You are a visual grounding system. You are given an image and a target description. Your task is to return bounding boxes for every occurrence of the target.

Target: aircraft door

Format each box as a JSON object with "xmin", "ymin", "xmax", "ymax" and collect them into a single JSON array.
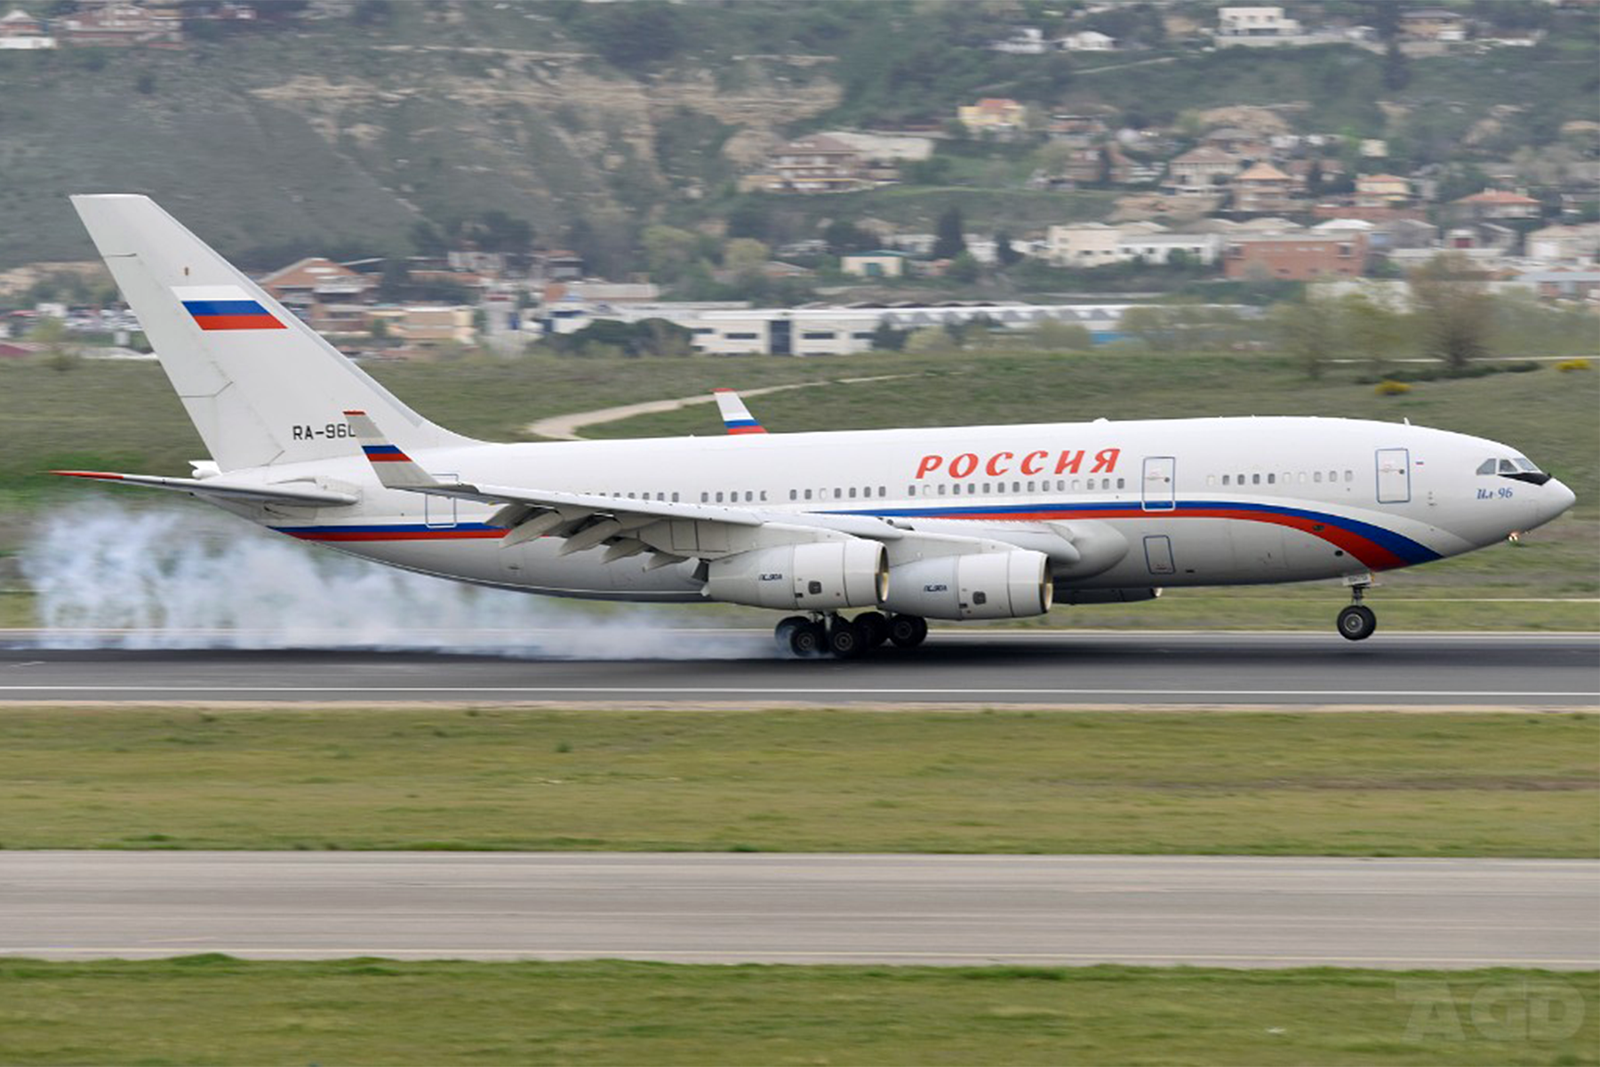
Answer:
[
  {"xmin": 1143, "ymin": 534, "xmax": 1176, "ymax": 575},
  {"xmin": 1141, "ymin": 456, "xmax": 1176, "ymax": 511},
  {"xmin": 1375, "ymin": 448, "xmax": 1411, "ymax": 504}
]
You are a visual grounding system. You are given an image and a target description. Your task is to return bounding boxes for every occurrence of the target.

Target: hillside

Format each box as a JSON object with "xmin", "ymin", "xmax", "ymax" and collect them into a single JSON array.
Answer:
[{"xmin": 0, "ymin": 0, "xmax": 1595, "ymax": 272}]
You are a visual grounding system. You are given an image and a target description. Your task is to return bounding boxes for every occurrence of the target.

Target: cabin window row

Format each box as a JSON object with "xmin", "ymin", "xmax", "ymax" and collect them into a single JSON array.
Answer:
[{"xmin": 1205, "ymin": 470, "xmax": 1354, "ymax": 487}]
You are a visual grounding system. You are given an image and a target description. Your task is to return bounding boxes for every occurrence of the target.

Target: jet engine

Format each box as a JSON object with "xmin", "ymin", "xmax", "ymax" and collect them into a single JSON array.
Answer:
[
  {"xmin": 703, "ymin": 539, "xmax": 888, "ymax": 610},
  {"xmin": 884, "ymin": 549, "xmax": 1052, "ymax": 620}
]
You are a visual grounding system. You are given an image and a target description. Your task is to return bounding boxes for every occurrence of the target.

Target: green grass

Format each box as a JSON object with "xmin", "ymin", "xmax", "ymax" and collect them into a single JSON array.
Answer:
[
  {"xmin": 0, "ymin": 957, "xmax": 1593, "ymax": 1066},
  {"xmin": 0, "ymin": 708, "xmax": 1593, "ymax": 856}
]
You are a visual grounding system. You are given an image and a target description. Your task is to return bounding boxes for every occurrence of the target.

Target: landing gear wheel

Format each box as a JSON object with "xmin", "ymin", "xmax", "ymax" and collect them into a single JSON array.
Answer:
[
  {"xmin": 774, "ymin": 615, "xmax": 809, "ymax": 657},
  {"xmin": 888, "ymin": 614, "xmax": 929, "ymax": 649},
  {"xmin": 827, "ymin": 617, "xmax": 866, "ymax": 659},
  {"xmin": 1337, "ymin": 604, "xmax": 1377, "ymax": 641},
  {"xmin": 855, "ymin": 611, "xmax": 890, "ymax": 649},
  {"xmin": 787, "ymin": 620, "xmax": 827, "ymax": 658}
]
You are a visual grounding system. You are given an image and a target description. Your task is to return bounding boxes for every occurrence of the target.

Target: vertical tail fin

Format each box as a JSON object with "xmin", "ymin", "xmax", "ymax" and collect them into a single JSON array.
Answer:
[
  {"xmin": 713, "ymin": 388, "xmax": 767, "ymax": 435},
  {"xmin": 70, "ymin": 194, "xmax": 473, "ymax": 471}
]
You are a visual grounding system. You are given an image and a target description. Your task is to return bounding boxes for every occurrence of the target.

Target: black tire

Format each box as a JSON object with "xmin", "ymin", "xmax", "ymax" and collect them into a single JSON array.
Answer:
[
  {"xmin": 788, "ymin": 621, "xmax": 826, "ymax": 658},
  {"xmin": 888, "ymin": 614, "xmax": 929, "ymax": 649},
  {"xmin": 774, "ymin": 616, "xmax": 808, "ymax": 657},
  {"xmin": 827, "ymin": 618, "xmax": 864, "ymax": 659},
  {"xmin": 855, "ymin": 611, "xmax": 890, "ymax": 649},
  {"xmin": 1337, "ymin": 604, "xmax": 1377, "ymax": 641}
]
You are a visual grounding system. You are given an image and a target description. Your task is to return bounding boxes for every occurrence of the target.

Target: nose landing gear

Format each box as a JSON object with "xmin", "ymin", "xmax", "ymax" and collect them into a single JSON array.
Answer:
[{"xmin": 1336, "ymin": 582, "xmax": 1377, "ymax": 641}]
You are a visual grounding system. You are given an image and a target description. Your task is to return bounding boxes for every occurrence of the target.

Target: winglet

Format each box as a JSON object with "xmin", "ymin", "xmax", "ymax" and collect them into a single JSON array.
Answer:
[
  {"xmin": 345, "ymin": 409, "xmax": 439, "ymax": 488},
  {"xmin": 713, "ymin": 388, "xmax": 767, "ymax": 435}
]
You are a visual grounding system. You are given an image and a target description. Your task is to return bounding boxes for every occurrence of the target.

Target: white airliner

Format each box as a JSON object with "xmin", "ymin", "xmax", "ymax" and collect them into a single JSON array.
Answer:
[{"xmin": 59, "ymin": 194, "xmax": 1576, "ymax": 657}]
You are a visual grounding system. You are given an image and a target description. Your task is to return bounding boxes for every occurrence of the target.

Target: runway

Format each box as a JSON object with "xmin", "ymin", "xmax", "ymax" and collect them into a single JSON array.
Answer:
[
  {"xmin": 0, "ymin": 631, "xmax": 1595, "ymax": 707},
  {"xmin": 1, "ymin": 852, "xmax": 1594, "ymax": 969}
]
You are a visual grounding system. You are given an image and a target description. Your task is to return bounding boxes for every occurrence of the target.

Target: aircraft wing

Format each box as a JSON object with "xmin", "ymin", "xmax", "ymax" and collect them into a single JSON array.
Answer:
[
  {"xmin": 50, "ymin": 469, "xmax": 358, "ymax": 507},
  {"xmin": 345, "ymin": 410, "xmax": 896, "ymax": 564}
]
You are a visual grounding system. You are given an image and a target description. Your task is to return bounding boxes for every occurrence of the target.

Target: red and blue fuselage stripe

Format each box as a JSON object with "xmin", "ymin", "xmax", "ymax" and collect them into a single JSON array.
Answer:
[
  {"xmin": 835, "ymin": 499, "xmax": 1440, "ymax": 571},
  {"xmin": 182, "ymin": 299, "xmax": 285, "ymax": 331}
]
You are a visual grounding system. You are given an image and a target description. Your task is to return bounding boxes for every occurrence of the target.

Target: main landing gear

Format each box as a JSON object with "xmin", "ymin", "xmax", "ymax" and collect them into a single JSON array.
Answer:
[
  {"xmin": 1336, "ymin": 582, "xmax": 1377, "ymax": 641},
  {"xmin": 775, "ymin": 611, "xmax": 926, "ymax": 659}
]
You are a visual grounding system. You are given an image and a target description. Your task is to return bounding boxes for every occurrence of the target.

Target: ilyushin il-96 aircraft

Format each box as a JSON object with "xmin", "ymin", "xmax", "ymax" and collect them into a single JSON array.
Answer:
[{"xmin": 59, "ymin": 195, "xmax": 1575, "ymax": 658}]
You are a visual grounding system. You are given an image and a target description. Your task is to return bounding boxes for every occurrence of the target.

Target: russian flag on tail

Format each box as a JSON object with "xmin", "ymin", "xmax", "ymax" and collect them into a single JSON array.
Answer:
[{"xmin": 174, "ymin": 285, "xmax": 285, "ymax": 331}]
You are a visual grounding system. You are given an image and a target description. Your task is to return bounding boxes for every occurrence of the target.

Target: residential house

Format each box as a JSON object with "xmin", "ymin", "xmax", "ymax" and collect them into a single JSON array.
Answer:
[
  {"xmin": 958, "ymin": 98, "xmax": 1028, "ymax": 132},
  {"xmin": 1163, "ymin": 146, "xmax": 1241, "ymax": 196},
  {"xmin": 990, "ymin": 26, "xmax": 1047, "ymax": 54},
  {"xmin": 259, "ymin": 257, "xmax": 374, "ymax": 308},
  {"xmin": 1047, "ymin": 223, "xmax": 1125, "ymax": 267},
  {"xmin": 754, "ymin": 135, "xmax": 868, "ymax": 194},
  {"xmin": 1450, "ymin": 189, "xmax": 1542, "ymax": 223},
  {"xmin": 1117, "ymin": 233, "xmax": 1223, "ymax": 266},
  {"xmin": 1056, "ymin": 30, "xmax": 1116, "ymax": 51},
  {"xmin": 1525, "ymin": 223, "xmax": 1600, "ymax": 262},
  {"xmin": 1355, "ymin": 173, "xmax": 1412, "ymax": 208},
  {"xmin": 0, "ymin": 7, "xmax": 54, "ymax": 47},
  {"xmin": 1216, "ymin": 6, "xmax": 1301, "ymax": 36},
  {"xmin": 1513, "ymin": 270, "xmax": 1600, "ymax": 302},
  {"xmin": 530, "ymin": 249, "xmax": 584, "ymax": 281},
  {"xmin": 1230, "ymin": 161, "xmax": 1300, "ymax": 214},
  {"xmin": 1400, "ymin": 8, "xmax": 1468, "ymax": 41},
  {"xmin": 1201, "ymin": 127, "xmax": 1270, "ymax": 159},
  {"xmin": 1223, "ymin": 233, "xmax": 1369, "ymax": 281},
  {"xmin": 841, "ymin": 251, "xmax": 909, "ymax": 279},
  {"xmin": 1045, "ymin": 114, "xmax": 1110, "ymax": 146},
  {"xmin": 58, "ymin": 2, "xmax": 181, "ymax": 45},
  {"xmin": 393, "ymin": 306, "xmax": 476, "ymax": 347}
]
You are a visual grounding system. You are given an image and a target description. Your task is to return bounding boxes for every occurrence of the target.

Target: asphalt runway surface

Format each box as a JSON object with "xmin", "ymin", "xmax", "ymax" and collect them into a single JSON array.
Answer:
[
  {"xmin": 2, "ymin": 852, "xmax": 1594, "ymax": 969},
  {"xmin": 0, "ymin": 631, "xmax": 1595, "ymax": 707}
]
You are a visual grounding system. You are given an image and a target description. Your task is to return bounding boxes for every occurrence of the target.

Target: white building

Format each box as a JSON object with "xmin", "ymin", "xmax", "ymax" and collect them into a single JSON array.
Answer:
[
  {"xmin": 1216, "ymin": 6, "xmax": 1301, "ymax": 36},
  {"xmin": 1056, "ymin": 30, "xmax": 1116, "ymax": 52}
]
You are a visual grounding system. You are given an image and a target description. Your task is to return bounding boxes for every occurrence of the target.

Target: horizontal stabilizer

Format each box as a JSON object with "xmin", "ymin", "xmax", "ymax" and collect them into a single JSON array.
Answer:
[{"xmin": 51, "ymin": 470, "xmax": 357, "ymax": 507}]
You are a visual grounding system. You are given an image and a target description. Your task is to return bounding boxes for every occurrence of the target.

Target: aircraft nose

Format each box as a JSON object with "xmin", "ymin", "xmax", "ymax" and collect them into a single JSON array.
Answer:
[{"xmin": 1536, "ymin": 478, "xmax": 1576, "ymax": 527}]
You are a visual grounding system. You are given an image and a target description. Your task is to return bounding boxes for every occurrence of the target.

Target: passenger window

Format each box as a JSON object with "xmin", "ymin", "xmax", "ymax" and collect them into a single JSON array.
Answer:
[
  {"xmin": 701, "ymin": 492, "xmax": 709, "ymax": 503},
  {"xmin": 1267, "ymin": 474, "xmax": 1275, "ymax": 485},
  {"xmin": 760, "ymin": 491, "xmax": 767, "ymax": 502},
  {"xmin": 715, "ymin": 491, "xmax": 724, "ymax": 502},
  {"xmin": 938, "ymin": 484, "xmax": 947, "ymax": 496},
  {"xmin": 672, "ymin": 492, "xmax": 680, "ymax": 502},
  {"xmin": 982, "ymin": 482, "xmax": 990, "ymax": 494},
  {"xmin": 833, "ymin": 488, "xmax": 842, "ymax": 499},
  {"xmin": 1028, "ymin": 480, "xmax": 1036, "ymax": 492},
  {"xmin": 804, "ymin": 489, "xmax": 813, "ymax": 500},
  {"xmin": 1071, "ymin": 479, "xmax": 1081, "ymax": 491},
  {"xmin": 1222, "ymin": 474, "xmax": 1230, "ymax": 486},
  {"xmin": 879, "ymin": 487, "xmax": 886, "ymax": 497},
  {"xmin": 1345, "ymin": 471, "xmax": 1353, "ymax": 482},
  {"xmin": 1298, "ymin": 472, "xmax": 1306, "ymax": 483},
  {"xmin": 968, "ymin": 483, "xmax": 977, "ymax": 495},
  {"xmin": 849, "ymin": 487, "xmax": 858, "ymax": 499},
  {"xmin": 1328, "ymin": 470, "xmax": 1336, "ymax": 482},
  {"xmin": 1252, "ymin": 474, "xmax": 1261, "ymax": 485},
  {"xmin": 790, "ymin": 489, "xmax": 797, "ymax": 501},
  {"xmin": 1314, "ymin": 471, "xmax": 1322, "ymax": 483},
  {"xmin": 1116, "ymin": 477, "xmax": 1125, "ymax": 490}
]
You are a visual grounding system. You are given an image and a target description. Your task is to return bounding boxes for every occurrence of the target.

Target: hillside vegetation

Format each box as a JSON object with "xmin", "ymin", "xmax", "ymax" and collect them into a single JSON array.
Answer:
[{"xmin": 1, "ymin": 0, "xmax": 1595, "ymax": 271}]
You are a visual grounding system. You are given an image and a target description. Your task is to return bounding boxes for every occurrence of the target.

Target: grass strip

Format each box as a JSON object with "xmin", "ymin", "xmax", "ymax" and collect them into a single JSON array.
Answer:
[
  {"xmin": 0, "ymin": 708, "xmax": 1593, "ymax": 856},
  {"xmin": 0, "ymin": 957, "xmax": 1594, "ymax": 1066}
]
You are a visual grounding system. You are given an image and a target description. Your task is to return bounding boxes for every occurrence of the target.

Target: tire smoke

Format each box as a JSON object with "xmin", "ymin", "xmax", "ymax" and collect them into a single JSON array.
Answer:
[{"xmin": 21, "ymin": 501, "xmax": 763, "ymax": 659}]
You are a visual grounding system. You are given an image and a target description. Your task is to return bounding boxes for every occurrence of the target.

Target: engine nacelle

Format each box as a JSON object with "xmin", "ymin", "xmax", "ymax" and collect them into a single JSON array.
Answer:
[
  {"xmin": 884, "ymin": 550, "xmax": 1053, "ymax": 621},
  {"xmin": 703, "ymin": 539, "xmax": 888, "ymax": 611}
]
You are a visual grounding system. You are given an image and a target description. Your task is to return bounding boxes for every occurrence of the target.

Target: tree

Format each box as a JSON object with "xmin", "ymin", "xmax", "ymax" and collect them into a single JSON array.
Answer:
[
  {"xmin": 946, "ymin": 251, "xmax": 981, "ymax": 284},
  {"xmin": 409, "ymin": 220, "xmax": 448, "ymax": 259},
  {"xmin": 378, "ymin": 258, "xmax": 410, "ymax": 301},
  {"xmin": 1381, "ymin": 41, "xmax": 1411, "ymax": 91},
  {"xmin": 994, "ymin": 231, "xmax": 1023, "ymax": 268},
  {"xmin": 823, "ymin": 219, "xmax": 873, "ymax": 255},
  {"xmin": 1335, "ymin": 291, "xmax": 1409, "ymax": 379},
  {"xmin": 869, "ymin": 321, "xmax": 909, "ymax": 351},
  {"xmin": 640, "ymin": 225, "xmax": 701, "ymax": 283},
  {"xmin": 723, "ymin": 238, "xmax": 770, "ymax": 281},
  {"xmin": 1409, "ymin": 254, "xmax": 1493, "ymax": 371},
  {"xmin": 1269, "ymin": 296, "xmax": 1338, "ymax": 380},
  {"xmin": 932, "ymin": 207, "xmax": 966, "ymax": 260},
  {"xmin": 1030, "ymin": 319, "xmax": 1093, "ymax": 352}
]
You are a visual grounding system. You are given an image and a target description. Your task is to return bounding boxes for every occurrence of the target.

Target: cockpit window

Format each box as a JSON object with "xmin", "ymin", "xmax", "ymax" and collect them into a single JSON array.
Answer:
[
  {"xmin": 1476, "ymin": 459, "xmax": 1497, "ymax": 475},
  {"xmin": 1497, "ymin": 455, "xmax": 1552, "ymax": 486},
  {"xmin": 1499, "ymin": 459, "xmax": 1520, "ymax": 474},
  {"xmin": 1515, "ymin": 458, "xmax": 1541, "ymax": 473}
]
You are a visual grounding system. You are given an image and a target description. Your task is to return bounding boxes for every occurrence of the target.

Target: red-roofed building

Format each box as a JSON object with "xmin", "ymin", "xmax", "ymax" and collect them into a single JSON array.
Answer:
[
  {"xmin": 1451, "ymin": 189, "xmax": 1542, "ymax": 223},
  {"xmin": 1231, "ymin": 161, "xmax": 1299, "ymax": 214},
  {"xmin": 1223, "ymin": 232, "xmax": 1369, "ymax": 281}
]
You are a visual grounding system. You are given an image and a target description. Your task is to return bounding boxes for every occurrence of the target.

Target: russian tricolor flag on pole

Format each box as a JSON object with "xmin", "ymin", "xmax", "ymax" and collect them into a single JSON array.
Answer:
[{"xmin": 174, "ymin": 285, "xmax": 286, "ymax": 331}]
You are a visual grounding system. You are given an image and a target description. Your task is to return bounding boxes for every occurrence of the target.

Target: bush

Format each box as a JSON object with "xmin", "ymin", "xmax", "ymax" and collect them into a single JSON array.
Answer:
[
  {"xmin": 1556, "ymin": 358, "xmax": 1592, "ymax": 372},
  {"xmin": 1375, "ymin": 379, "xmax": 1412, "ymax": 396}
]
